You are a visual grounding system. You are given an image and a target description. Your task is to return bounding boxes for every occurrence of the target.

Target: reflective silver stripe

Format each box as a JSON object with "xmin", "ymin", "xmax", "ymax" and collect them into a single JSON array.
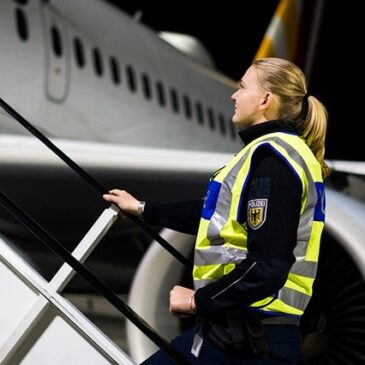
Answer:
[
  {"xmin": 194, "ymin": 246, "xmax": 247, "ymax": 266},
  {"xmin": 211, "ymin": 262, "xmax": 257, "ymax": 299},
  {"xmin": 207, "ymin": 151, "xmax": 250, "ymax": 246},
  {"xmin": 290, "ymin": 255, "xmax": 318, "ymax": 278},
  {"xmin": 266, "ymin": 137, "xmax": 318, "ymax": 243},
  {"xmin": 278, "ymin": 287, "xmax": 311, "ymax": 311},
  {"xmin": 194, "ymin": 134, "xmax": 323, "ymax": 306},
  {"xmin": 267, "ymin": 137, "xmax": 319, "ymax": 271},
  {"xmin": 265, "ymin": 137, "xmax": 320, "ymax": 309},
  {"xmin": 297, "ymin": 208, "xmax": 314, "ymax": 243}
]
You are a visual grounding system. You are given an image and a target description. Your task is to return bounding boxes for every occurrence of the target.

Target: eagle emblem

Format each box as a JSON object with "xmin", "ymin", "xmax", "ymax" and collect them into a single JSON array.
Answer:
[{"xmin": 248, "ymin": 199, "xmax": 268, "ymax": 229}]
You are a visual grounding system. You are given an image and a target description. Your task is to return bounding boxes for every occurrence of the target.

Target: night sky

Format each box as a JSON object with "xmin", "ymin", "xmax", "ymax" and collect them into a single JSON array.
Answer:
[{"xmin": 107, "ymin": 1, "xmax": 361, "ymax": 161}]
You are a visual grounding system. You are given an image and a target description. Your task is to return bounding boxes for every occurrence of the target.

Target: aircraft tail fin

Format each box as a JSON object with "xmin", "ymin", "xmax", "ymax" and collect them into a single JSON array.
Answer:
[
  {"xmin": 254, "ymin": 0, "xmax": 303, "ymax": 62},
  {"xmin": 254, "ymin": 0, "xmax": 325, "ymax": 76}
]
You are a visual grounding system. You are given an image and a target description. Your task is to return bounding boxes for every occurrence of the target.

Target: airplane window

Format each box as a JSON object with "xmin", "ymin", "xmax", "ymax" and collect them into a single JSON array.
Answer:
[
  {"xmin": 92, "ymin": 47, "xmax": 104, "ymax": 77},
  {"xmin": 141, "ymin": 73, "xmax": 152, "ymax": 100},
  {"xmin": 218, "ymin": 113, "xmax": 227, "ymax": 135},
  {"xmin": 73, "ymin": 37, "xmax": 85, "ymax": 68},
  {"xmin": 182, "ymin": 95, "xmax": 192, "ymax": 120},
  {"xmin": 51, "ymin": 25, "xmax": 63, "ymax": 57},
  {"xmin": 207, "ymin": 107, "xmax": 216, "ymax": 131},
  {"xmin": 170, "ymin": 88, "xmax": 180, "ymax": 113},
  {"xmin": 109, "ymin": 56, "xmax": 120, "ymax": 85},
  {"xmin": 15, "ymin": 8, "xmax": 28, "ymax": 41},
  {"xmin": 155, "ymin": 81, "xmax": 166, "ymax": 106},
  {"xmin": 195, "ymin": 102, "xmax": 204, "ymax": 125},
  {"xmin": 126, "ymin": 65, "xmax": 137, "ymax": 92},
  {"xmin": 229, "ymin": 120, "xmax": 237, "ymax": 140}
]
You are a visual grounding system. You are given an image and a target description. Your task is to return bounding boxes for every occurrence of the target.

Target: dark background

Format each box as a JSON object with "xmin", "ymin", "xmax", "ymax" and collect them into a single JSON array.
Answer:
[{"xmin": 106, "ymin": 1, "xmax": 360, "ymax": 161}]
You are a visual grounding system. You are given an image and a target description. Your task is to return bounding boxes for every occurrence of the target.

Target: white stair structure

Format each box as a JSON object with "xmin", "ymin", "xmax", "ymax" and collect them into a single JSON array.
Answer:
[{"xmin": 0, "ymin": 205, "xmax": 136, "ymax": 365}]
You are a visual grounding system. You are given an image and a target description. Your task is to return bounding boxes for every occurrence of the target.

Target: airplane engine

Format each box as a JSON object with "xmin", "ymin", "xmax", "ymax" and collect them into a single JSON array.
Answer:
[{"xmin": 127, "ymin": 188, "xmax": 365, "ymax": 364}]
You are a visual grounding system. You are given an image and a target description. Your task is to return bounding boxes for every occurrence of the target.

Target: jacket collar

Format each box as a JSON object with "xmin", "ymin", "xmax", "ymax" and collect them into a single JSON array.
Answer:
[{"xmin": 238, "ymin": 120, "xmax": 300, "ymax": 145}]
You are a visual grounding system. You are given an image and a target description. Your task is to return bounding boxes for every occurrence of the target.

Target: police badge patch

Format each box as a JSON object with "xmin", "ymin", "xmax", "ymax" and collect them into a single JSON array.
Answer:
[{"xmin": 248, "ymin": 199, "xmax": 268, "ymax": 229}]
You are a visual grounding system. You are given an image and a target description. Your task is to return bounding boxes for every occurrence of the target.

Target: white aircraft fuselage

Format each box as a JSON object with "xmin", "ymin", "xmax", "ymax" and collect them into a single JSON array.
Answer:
[
  {"xmin": 1, "ymin": 2, "xmax": 365, "ymax": 363},
  {"xmin": 0, "ymin": 0, "xmax": 238, "ymax": 291},
  {"xmin": 0, "ymin": 0, "xmax": 239, "ymax": 151}
]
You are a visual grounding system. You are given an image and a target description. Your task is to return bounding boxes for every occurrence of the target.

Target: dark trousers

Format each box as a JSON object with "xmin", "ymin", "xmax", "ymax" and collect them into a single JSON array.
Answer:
[{"xmin": 140, "ymin": 323, "xmax": 303, "ymax": 365}]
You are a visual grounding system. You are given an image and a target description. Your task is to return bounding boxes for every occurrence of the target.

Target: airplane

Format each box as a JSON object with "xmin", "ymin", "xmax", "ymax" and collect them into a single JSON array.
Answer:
[{"xmin": 0, "ymin": 0, "xmax": 365, "ymax": 364}]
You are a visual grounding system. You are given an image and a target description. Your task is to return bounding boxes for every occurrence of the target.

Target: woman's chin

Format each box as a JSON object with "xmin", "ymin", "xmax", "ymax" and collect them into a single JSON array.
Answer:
[{"xmin": 232, "ymin": 119, "xmax": 245, "ymax": 129}]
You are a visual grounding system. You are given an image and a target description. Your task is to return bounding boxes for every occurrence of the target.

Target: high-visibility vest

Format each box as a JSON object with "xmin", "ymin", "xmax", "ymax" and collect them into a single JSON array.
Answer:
[{"xmin": 193, "ymin": 131, "xmax": 325, "ymax": 316}]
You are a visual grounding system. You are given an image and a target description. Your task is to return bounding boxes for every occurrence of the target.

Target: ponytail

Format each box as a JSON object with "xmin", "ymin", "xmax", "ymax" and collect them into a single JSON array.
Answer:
[
  {"xmin": 301, "ymin": 96, "xmax": 330, "ymax": 178},
  {"xmin": 253, "ymin": 58, "xmax": 330, "ymax": 178}
]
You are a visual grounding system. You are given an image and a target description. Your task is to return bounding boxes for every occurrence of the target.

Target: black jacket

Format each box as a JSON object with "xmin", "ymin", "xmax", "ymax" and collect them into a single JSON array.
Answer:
[{"xmin": 143, "ymin": 120, "xmax": 302, "ymax": 318}]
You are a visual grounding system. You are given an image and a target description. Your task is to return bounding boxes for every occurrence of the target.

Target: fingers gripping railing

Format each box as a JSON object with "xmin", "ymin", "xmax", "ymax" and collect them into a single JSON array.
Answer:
[
  {"xmin": 0, "ymin": 191, "xmax": 191, "ymax": 365},
  {"xmin": 0, "ymin": 97, "xmax": 192, "ymax": 270},
  {"xmin": 0, "ymin": 97, "xmax": 194, "ymax": 364}
]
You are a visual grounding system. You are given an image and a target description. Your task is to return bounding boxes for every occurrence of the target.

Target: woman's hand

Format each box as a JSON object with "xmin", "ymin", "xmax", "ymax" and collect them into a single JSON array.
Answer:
[
  {"xmin": 169, "ymin": 285, "xmax": 196, "ymax": 317},
  {"xmin": 103, "ymin": 189, "xmax": 141, "ymax": 215}
]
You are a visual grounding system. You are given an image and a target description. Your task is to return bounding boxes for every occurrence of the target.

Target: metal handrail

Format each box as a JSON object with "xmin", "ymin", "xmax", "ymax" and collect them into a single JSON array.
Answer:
[
  {"xmin": 0, "ymin": 190, "xmax": 191, "ymax": 365},
  {"xmin": 0, "ymin": 97, "xmax": 192, "ymax": 269},
  {"xmin": 0, "ymin": 96, "xmax": 195, "ymax": 364}
]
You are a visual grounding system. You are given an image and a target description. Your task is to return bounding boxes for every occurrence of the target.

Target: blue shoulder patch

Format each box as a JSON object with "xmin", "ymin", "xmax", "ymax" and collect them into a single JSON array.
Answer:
[
  {"xmin": 314, "ymin": 182, "xmax": 325, "ymax": 222},
  {"xmin": 201, "ymin": 180, "xmax": 221, "ymax": 220}
]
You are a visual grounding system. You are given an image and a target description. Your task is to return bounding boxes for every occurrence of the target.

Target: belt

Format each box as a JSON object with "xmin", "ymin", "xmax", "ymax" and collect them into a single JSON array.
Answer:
[{"xmin": 261, "ymin": 316, "xmax": 300, "ymax": 326}]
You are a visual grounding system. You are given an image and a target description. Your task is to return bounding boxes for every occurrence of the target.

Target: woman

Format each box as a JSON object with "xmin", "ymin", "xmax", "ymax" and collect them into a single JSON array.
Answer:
[{"xmin": 104, "ymin": 57, "xmax": 328, "ymax": 364}]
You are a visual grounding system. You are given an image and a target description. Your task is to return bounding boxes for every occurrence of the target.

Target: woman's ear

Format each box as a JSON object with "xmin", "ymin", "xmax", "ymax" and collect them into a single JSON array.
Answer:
[
  {"xmin": 261, "ymin": 92, "xmax": 279, "ymax": 120},
  {"xmin": 260, "ymin": 92, "xmax": 273, "ymax": 109}
]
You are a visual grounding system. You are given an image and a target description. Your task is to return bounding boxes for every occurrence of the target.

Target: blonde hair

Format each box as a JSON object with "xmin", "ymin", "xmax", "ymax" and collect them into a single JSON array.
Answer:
[{"xmin": 253, "ymin": 57, "xmax": 330, "ymax": 178}]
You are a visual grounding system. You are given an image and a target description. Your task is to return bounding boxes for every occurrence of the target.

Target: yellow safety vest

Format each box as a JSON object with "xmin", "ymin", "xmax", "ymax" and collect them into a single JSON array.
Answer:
[{"xmin": 193, "ymin": 132, "xmax": 325, "ymax": 316}]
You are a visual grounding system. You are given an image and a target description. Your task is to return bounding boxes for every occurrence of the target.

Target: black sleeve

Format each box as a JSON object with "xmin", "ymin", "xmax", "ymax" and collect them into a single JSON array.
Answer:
[
  {"xmin": 143, "ymin": 199, "xmax": 204, "ymax": 235},
  {"xmin": 194, "ymin": 146, "xmax": 302, "ymax": 317}
]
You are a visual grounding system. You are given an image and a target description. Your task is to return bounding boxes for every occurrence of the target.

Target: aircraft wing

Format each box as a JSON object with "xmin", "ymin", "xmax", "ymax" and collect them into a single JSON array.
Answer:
[
  {"xmin": 0, "ymin": 133, "xmax": 232, "ymax": 293},
  {"xmin": 327, "ymin": 160, "xmax": 365, "ymax": 176},
  {"xmin": 1, "ymin": 1, "xmax": 365, "ymax": 364}
]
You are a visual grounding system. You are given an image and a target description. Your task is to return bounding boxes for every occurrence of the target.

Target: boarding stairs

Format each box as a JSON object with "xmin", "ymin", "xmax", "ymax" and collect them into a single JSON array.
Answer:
[
  {"xmin": 0, "ymin": 205, "xmax": 137, "ymax": 364},
  {"xmin": 0, "ymin": 97, "xmax": 191, "ymax": 365}
]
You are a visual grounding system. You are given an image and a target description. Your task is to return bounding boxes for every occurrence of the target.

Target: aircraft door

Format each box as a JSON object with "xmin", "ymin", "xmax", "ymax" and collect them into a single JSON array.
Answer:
[{"xmin": 40, "ymin": 5, "xmax": 70, "ymax": 102}]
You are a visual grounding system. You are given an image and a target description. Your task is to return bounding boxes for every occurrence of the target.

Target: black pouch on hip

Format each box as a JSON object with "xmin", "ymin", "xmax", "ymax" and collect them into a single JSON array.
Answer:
[
  {"xmin": 239, "ymin": 310, "xmax": 269, "ymax": 355},
  {"xmin": 204, "ymin": 321, "xmax": 233, "ymax": 354}
]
